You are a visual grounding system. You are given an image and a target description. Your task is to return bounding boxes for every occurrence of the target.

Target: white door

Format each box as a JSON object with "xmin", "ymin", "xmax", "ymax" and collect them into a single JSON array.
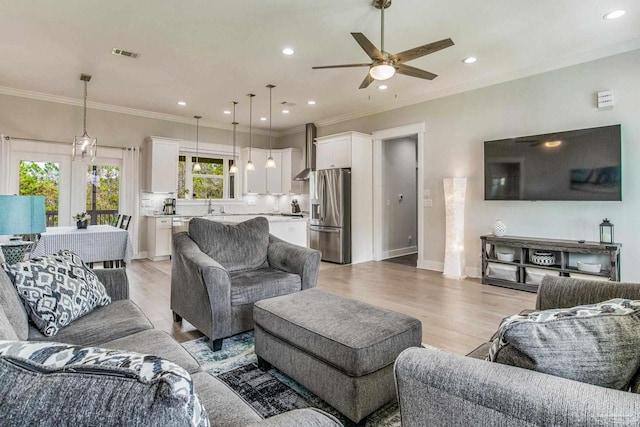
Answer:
[{"xmin": 11, "ymin": 147, "xmax": 72, "ymax": 226}]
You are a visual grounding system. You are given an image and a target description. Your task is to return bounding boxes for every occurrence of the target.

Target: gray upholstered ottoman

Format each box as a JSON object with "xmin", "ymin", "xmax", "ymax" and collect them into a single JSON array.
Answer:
[{"xmin": 253, "ymin": 288, "xmax": 422, "ymax": 423}]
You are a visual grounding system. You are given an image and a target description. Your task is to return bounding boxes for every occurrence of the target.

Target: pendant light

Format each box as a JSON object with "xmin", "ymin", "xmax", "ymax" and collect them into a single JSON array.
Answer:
[
  {"xmin": 246, "ymin": 94, "xmax": 256, "ymax": 171},
  {"xmin": 193, "ymin": 115, "xmax": 202, "ymax": 172},
  {"xmin": 73, "ymin": 74, "xmax": 97, "ymax": 161},
  {"xmin": 265, "ymin": 84, "xmax": 276, "ymax": 168},
  {"xmin": 229, "ymin": 101, "xmax": 239, "ymax": 174}
]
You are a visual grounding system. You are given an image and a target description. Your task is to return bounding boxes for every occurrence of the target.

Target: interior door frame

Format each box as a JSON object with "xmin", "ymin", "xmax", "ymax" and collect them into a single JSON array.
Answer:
[{"xmin": 371, "ymin": 123, "xmax": 425, "ymax": 265}]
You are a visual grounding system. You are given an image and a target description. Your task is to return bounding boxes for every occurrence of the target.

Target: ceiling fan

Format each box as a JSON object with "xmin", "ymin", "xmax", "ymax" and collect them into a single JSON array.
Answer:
[{"xmin": 312, "ymin": 0, "xmax": 454, "ymax": 89}]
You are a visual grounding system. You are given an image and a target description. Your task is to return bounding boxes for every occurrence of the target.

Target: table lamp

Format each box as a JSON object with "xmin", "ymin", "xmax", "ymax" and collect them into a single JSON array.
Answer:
[{"xmin": 0, "ymin": 195, "xmax": 46, "ymax": 264}]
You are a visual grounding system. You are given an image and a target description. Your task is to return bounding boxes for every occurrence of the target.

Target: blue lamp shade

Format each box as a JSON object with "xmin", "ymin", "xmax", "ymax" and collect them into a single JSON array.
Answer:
[{"xmin": 0, "ymin": 195, "xmax": 47, "ymax": 236}]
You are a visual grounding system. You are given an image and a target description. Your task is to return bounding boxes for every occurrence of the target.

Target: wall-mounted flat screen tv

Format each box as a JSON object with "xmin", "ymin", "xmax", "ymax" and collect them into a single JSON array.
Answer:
[{"xmin": 484, "ymin": 124, "xmax": 621, "ymax": 201}]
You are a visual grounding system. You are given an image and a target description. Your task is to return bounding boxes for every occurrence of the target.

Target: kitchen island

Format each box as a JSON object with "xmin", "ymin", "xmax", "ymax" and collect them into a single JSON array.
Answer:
[
  {"xmin": 204, "ymin": 214, "xmax": 308, "ymax": 248},
  {"xmin": 146, "ymin": 213, "xmax": 308, "ymax": 261}
]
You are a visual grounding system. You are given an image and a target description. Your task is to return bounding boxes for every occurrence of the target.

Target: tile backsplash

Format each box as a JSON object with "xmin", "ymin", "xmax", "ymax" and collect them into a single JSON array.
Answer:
[{"xmin": 141, "ymin": 192, "xmax": 309, "ymax": 217}]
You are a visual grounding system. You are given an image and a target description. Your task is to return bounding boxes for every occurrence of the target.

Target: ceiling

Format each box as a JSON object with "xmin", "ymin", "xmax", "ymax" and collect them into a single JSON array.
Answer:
[{"xmin": 1, "ymin": 0, "xmax": 639, "ymax": 133}]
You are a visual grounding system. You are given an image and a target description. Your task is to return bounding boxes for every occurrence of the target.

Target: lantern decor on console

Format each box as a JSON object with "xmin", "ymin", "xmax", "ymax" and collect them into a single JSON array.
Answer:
[{"xmin": 599, "ymin": 218, "xmax": 614, "ymax": 244}]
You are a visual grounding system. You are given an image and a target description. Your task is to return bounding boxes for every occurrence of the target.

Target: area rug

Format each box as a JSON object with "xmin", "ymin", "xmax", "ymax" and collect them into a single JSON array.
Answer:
[{"xmin": 182, "ymin": 332, "xmax": 400, "ymax": 427}]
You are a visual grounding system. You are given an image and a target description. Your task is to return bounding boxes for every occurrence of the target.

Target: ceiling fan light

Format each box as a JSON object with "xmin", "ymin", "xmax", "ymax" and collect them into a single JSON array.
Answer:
[{"xmin": 369, "ymin": 64, "xmax": 395, "ymax": 81}]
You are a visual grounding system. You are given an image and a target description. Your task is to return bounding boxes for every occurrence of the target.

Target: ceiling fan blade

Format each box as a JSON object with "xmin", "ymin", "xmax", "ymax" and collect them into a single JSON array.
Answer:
[
  {"xmin": 392, "ymin": 38, "xmax": 454, "ymax": 64},
  {"xmin": 351, "ymin": 33, "xmax": 384, "ymax": 61},
  {"xmin": 359, "ymin": 73, "xmax": 374, "ymax": 89},
  {"xmin": 395, "ymin": 64, "xmax": 438, "ymax": 80},
  {"xmin": 312, "ymin": 63, "xmax": 372, "ymax": 69}
]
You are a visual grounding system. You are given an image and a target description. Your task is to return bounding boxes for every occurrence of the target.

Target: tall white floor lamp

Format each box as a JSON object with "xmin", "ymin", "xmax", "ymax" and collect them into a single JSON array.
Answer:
[{"xmin": 443, "ymin": 177, "xmax": 467, "ymax": 278}]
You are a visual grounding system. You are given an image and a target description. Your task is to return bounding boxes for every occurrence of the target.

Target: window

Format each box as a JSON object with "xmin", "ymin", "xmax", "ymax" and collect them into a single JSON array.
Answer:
[
  {"xmin": 86, "ymin": 165, "xmax": 120, "ymax": 225},
  {"xmin": 178, "ymin": 155, "xmax": 236, "ymax": 199},
  {"xmin": 19, "ymin": 161, "xmax": 60, "ymax": 226}
]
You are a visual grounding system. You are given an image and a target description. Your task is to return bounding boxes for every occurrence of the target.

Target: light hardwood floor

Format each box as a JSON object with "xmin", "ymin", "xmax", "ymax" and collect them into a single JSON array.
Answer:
[{"xmin": 127, "ymin": 259, "xmax": 536, "ymax": 355}]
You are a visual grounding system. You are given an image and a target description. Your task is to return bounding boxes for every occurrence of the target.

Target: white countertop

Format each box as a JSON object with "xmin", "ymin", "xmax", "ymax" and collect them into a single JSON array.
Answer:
[{"xmin": 204, "ymin": 214, "xmax": 307, "ymax": 223}]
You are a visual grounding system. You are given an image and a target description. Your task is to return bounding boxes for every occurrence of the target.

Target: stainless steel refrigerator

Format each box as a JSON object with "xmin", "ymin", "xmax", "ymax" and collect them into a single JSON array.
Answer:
[{"xmin": 309, "ymin": 169, "xmax": 351, "ymax": 264}]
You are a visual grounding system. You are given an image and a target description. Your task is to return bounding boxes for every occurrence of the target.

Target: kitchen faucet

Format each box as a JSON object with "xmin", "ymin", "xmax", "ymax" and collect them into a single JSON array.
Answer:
[
  {"xmin": 208, "ymin": 198, "xmax": 214, "ymax": 214},
  {"xmin": 220, "ymin": 205, "xmax": 225, "ymax": 214}
]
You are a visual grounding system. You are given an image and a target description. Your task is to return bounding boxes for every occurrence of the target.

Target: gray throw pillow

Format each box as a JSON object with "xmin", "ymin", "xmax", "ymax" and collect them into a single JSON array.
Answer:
[
  {"xmin": 487, "ymin": 298, "xmax": 640, "ymax": 390},
  {"xmin": 2, "ymin": 250, "xmax": 111, "ymax": 336},
  {"xmin": 189, "ymin": 217, "xmax": 269, "ymax": 273},
  {"xmin": 0, "ymin": 340, "xmax": 209, "ymax": 427}
]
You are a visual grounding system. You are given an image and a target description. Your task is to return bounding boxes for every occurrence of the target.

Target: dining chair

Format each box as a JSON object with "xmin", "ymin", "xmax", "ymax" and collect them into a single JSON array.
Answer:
[
  {"xmin": 119, "ymin": 215, "xmax": 131, "ymax": 231},
  {"xmin": 109, "ymin": 215, "xmax": 122, "ymax": 228},
  {"xmin": 104, "ymin": 214, "xmax": 130, "ymax": 268}
]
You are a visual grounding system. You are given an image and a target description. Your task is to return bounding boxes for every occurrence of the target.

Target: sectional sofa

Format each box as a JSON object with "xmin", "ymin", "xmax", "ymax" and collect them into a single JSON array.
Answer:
[{"xmin": 0, "ymin": 267, "xmax": 340, "ymax": 426}]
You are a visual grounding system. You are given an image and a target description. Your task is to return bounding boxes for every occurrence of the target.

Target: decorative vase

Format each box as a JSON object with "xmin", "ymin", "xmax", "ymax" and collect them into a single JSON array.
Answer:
[
  {"xmin": 492, "ymin": 220, "xmax": 507, "ymax": 237},
  {"xmin": 76, "ymin": 220, "xmax": 88, "ymax": 229}
]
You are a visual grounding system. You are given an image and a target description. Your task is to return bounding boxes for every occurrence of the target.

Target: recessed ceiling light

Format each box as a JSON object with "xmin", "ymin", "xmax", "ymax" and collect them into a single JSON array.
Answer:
[
  {"xmin": 282, "ymin": 47, "xmax": 295, "ymax": 55},
  {"xmin": 260, "ymin": 117, "xmax": 267, "ymax": 121},
  {"xmin": 223, "ymin": 110, "xmax": 231, "ymax": 115},
  {"xmin": 378, "ymin": 85, "xmax": 388, "ymax": 90},
  {"xmin": 462, "ymin": 56, "xmax": 477, "ymax": 64},
  {"xmin": 282, "ymin": 109, "xmax": 290, "ymax": 114},
  {"xmin": 177, "ymin": 101, "xmax": 187, "ymax": 106},
  {"xmin": 307, "ymin": 100, "xmax": 316, "ymax": 105},
  {"xmin": 604, "ymin": 10, "xmax": 626, "ymax": 20}
]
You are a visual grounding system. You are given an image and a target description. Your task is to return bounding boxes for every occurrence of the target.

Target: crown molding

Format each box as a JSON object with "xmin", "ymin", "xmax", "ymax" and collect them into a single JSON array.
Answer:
[
  {"xmin": 0, "ymin": 85, "xmax": 274, "ymax": 137},
  {"xmin": 303, "ymin": 39, "xmax": 640, "ymax": 131},
  {"xmin": 3, "ymin": 39, "xmax": 639, "ymax": 139}
]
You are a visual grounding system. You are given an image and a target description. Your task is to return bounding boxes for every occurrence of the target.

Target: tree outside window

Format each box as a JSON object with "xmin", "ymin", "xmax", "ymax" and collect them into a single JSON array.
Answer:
[
  {"xmin": 178, "ymin": 155, "xmax": 236, "ymax": 199},
  {"xmin": 85, "ymin": 165, "xmax": 120, "ymax": 225},
  {"xmin": 19, "ymin": 161, "xmax": 60, "ymax": 226}
]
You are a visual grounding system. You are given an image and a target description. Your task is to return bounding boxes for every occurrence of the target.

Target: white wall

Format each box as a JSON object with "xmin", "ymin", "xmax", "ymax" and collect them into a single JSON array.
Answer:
[
  {"xmin": 314, "ymin": 49, "xmax": 640, "ymax": 280},
  {"xmin": 0, "ymin": 92, "xmax": 272, "ymax": 150},
  {"xmin": 382, "ymin": 136, "xmax": 417, "ymax": 258},
  {"xmin": 3, "ymin": 49, "xmax": 640, "ymax": 277}
]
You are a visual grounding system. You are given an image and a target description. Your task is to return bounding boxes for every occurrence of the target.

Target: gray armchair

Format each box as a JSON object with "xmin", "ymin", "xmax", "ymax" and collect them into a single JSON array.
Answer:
[
  {"xmin": 171, "ymin": 217, "xmax": 321, "ymax": 351},
  {"xmin": 394, "ymin": 276, "xmax": 640, "ymax": 426}
]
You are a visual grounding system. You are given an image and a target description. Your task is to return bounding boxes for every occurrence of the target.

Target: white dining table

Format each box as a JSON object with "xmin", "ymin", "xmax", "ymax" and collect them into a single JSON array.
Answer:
[{"xmin": 30, "ymin": 225, "xmax": 133, "ymax": 265}]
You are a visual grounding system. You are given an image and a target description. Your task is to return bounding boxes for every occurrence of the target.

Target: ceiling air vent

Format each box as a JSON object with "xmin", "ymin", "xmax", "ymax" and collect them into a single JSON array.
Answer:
[{"xmin": 111, "ymin": 48, "xmax": 140, "ymax": 59}]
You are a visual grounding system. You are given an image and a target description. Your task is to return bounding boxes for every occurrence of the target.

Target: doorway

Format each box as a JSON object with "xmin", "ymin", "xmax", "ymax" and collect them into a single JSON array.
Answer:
[
  {"xmin": 372, "ymin": 123, "xmax": 425, "ymax": 266},
  {"xmin": 380, "ymin": 135, "xmax": 418, "ymax": 260}
]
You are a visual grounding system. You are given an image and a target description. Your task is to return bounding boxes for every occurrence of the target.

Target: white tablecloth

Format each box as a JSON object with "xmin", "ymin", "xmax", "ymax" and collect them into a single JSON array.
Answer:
[{"xmin": 31, "ymin": 225, "xmax": 133, "ymax": 264}]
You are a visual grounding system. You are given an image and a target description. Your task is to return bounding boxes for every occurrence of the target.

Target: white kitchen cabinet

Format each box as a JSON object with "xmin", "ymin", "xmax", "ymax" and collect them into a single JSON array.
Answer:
[
  {"xmin": 315, "ymin": 131, "xmax": 374, "ymax": 264},
  {"xmin": 315, "ymin": 135, "xmax": 352, "ymax": 170},
  {"xmin": 146, "ymin": 216, "xmax": 172, "ymax": 261},
  {"xmin": 278, "ymin": 148, "xmax": 303, "ymax": 194},
  {"xmin": 143, "ymin": 137, "xmax": 180, "ymax": 193},
  {"xmin": 266, "ymin": 151, "xmax": 282, "ymax": 194},
  {"xmin": 241, "ymin": 148, "xmax": 302, "ymax": 195},
  {"xmin": 242, "ymin": 148, "xmax": 267, "ymax": 194},
  {"xmin": 269, "ymin": 220, "xmax": 308, "ymax": 247}
]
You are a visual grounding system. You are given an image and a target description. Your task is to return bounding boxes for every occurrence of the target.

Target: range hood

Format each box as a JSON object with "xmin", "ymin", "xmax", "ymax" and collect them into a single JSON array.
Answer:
[{"xmin": 293, "ymin": 123, "xmax": 317, "ymax": 181}]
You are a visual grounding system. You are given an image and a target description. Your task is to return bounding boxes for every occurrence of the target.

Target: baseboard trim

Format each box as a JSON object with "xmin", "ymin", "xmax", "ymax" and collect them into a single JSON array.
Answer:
[
  {"xmin": 382, "ymin": 246, "xmax": 417, "ymax": 260},
  {"xmin": 466, "ymin": 266, "xmax": 481, "ymax": 278},
  {"xmin": 417, "ymin": 260, "xmax": 443, "ymax": 272}
]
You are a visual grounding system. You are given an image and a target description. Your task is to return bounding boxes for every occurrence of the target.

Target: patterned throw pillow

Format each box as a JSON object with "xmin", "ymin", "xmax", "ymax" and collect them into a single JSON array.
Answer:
[
  {"xmin": 2, "ymin": 250, "xmax": 111, "ymax": 336},
  {"xmin": 487, "ymin": 298, "xmax": 640, "ymax": 390},
  {"xmin": 0, "ymin": 340, "xmax": 209, "ymax": 427}
]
